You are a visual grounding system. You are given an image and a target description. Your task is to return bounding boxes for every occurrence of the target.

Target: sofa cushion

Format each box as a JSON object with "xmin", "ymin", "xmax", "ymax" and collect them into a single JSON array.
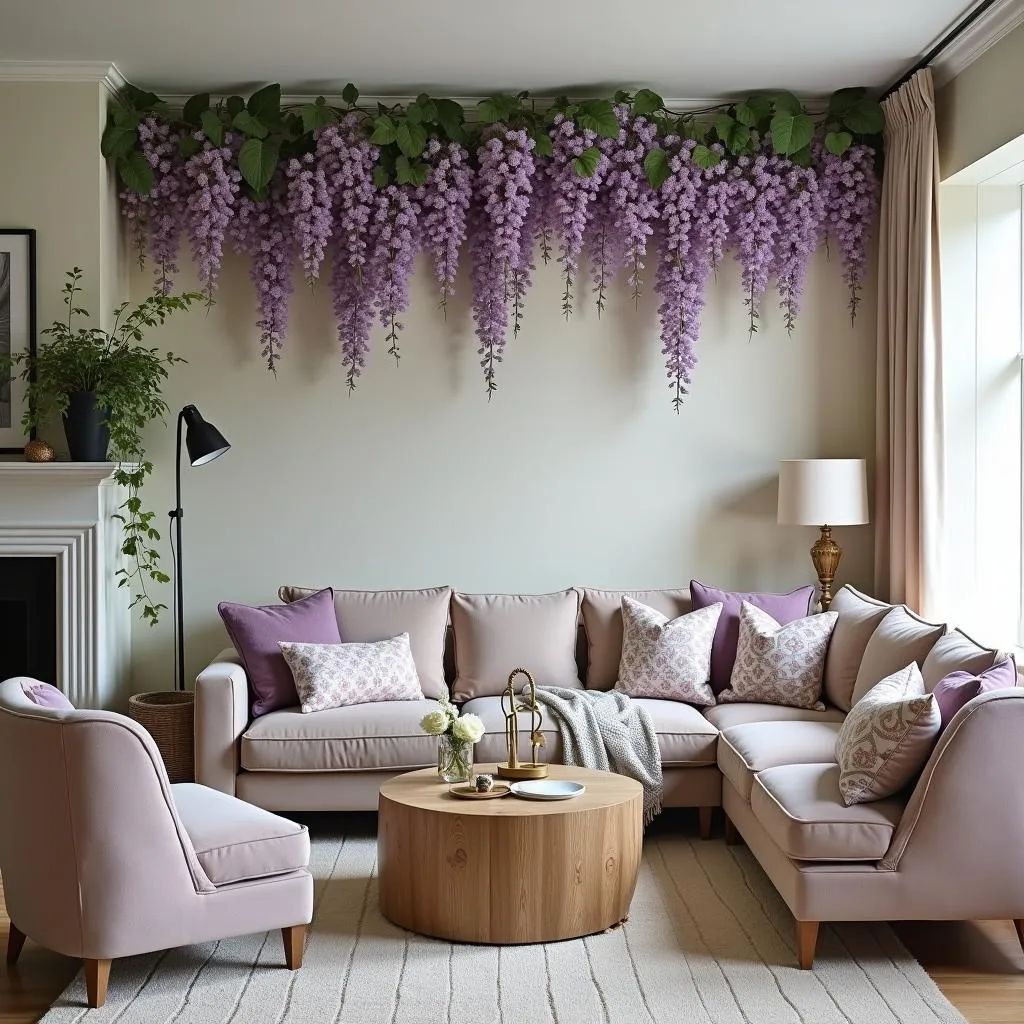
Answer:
[
  {"xmin": 932, "ymin": 658, "xmax": 1018, "ymax": 731},
  {"xmin": 822, "ymin": 586, "xmax": 892, "ymax": 710},
  {"xmin": 172, "ymin": 783, "xmax": 310, "ymax": 885},
  {"xmin": 580, "ymin": 587, "xmax": 691, "ymax": 691},
  {"xmin": 20, "ymin": 681, "xmax": 74, "ymax": 710},
  {"xmin": 751, "ymin": 763, "xmax": 904, "ymax": 861},
  {"xmin": 717, "ymin": 721, "xmax": 843, "ymax": 801},
  {"xmin": 278, "ymin": 586, "xmax": 451, "ymax": 699},
  {"xmin": 450, "ymin": 590, "xmax": 582, "ymax": 700},
  {"xmin": 920, "ymin": 629, "xmax": 1000, "ymax": 692},
  {"xmin": 851, "ymin": 605, "xmax": 945, "ymax": 706},
  {"xmin": 703, "ymin": 703, "xmax": 846, "ymax": 730},
  {"xmin": 240, "ymin": 700, "xmax": 441, "ymax": 772},
  {"xmin": 690, "ymin": 580, "xmax": 815, "ymax": 693}
]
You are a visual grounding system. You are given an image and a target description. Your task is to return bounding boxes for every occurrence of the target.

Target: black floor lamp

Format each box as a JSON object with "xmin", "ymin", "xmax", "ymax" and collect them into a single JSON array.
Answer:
[{"xmin": 169, "ymin": 404, "xmax": 231, "ymax": 692}]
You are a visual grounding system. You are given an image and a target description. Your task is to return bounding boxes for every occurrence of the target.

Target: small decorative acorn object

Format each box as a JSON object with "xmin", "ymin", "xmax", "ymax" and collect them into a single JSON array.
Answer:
[
  {"xmin": 475, "ymin": 773, "xmax": 494, "ymax": 793},
  {"xmin": 24, "ymin": 439, "xmax": 56, "ymax": 463}
]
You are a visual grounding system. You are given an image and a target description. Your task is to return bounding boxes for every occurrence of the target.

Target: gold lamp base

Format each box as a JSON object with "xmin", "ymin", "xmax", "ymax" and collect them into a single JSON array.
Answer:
[
  {"xmin": 811, "ymin": 525, "xmax": 843, "ymax": 612},
  {"xmin": 496, "ymin": 761, "xmax": 549, "ymax": 780}
]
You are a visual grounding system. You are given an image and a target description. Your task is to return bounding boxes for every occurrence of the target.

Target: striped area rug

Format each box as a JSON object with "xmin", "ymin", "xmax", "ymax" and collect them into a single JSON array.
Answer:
[{"xmin": 41, "ymin": 818, "xmax": 965, "ymax": 1024}]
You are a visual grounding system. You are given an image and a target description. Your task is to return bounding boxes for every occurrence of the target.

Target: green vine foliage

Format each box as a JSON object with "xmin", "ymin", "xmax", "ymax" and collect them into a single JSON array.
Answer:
[
  {"xmin": 0, "ymin": 269, "xmax": 201, "ymax": 625},
  {"xmin": 104, "ymin": 82, "xmax": 884, "ymax": 199}
]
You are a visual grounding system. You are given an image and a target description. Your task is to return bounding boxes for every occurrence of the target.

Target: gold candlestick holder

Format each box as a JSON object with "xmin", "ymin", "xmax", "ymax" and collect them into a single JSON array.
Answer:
[{"xmin": 496, "ymin": 668, "xmax": 549, "ymax": 781}]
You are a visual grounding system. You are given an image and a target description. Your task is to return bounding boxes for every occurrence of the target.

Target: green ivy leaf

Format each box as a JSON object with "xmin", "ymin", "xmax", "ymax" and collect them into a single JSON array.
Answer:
[
  {"xmin": 691, "ymin": 144, "xmax": 721, "ymax": 170},
  {"xmin": 342, "ymin": 82, "xmax": 359, "ymax": 106},
  {"xmin": 232, "ymin": 110, "xmax": 268, "ymax": 139},
  {"xmin": 117, "ymin": 150, "xmax": 154, "ymax": 194},
  {"xmin": 713, "ymin": 112, "xmax": 736, "ymax": 142},
  {"xmin": 577, "ymin": 99, "xmax": 619, "ymax": 139},
  {"xmin": 476, "ymin": 97, "xmax": 502, "ymax": 124},
  {"xmin": 572, "ymin": 145, "xmax": 602, "ymax": 177},
  {"xmin": 371, "ymin": 115, "xmax": 399, "ymax": 145},
  {"xmin": 771, "ymin": 90, "xmax": 802, "ymax": 117},
  {"xmin": 632, "ymin": 89, "xmax": 664, "ymax": 116},
  {"xmin": 790, "ymin": 145, "xmax": 813, "ymax": 167},
  {"xmin": 238, "ymin": 137, "xmax": 279, "ymax": 192},
  {"xmin": 101, "ymin": 120, "xmax": 137, "ymax": 160},
  {"xmin": 225, "ymin": 95, "xmax": 245, "ymax": 119},
  {"xmin": 824, "ymin": 130, "xmax": 853, "ymax": 156},
  {"xmin": 643, "ymin": 147, "xmax": 671, "ymax": 189},
  {"xmin": 435, "ymin": 98, "xmax": 466, "ymax": 141},
  {"xmin": 729, "ymin": 123, "xmax": 752, "ymax": 153},
  {"xmin": 532, "ymin": 131, "xmax": 553, "ymax": 157},
  {"xmin": 179, "ymin": 135, "xmax": 202, "ymax": 159},
  {"xmin": 827, "ymin": 86, "xmax": 867, "ymax": 119},
  {"xmin": 770, "ymin": 112, "xmax": 815, "ymax": 155},
  {"xmin": 842, "ymin": 98, "xmax": 884, "ymax": 135},
  {"xmin": 395, "ymin": 120, "xmax": 427, "ymax": 158},
  {"xmin": 735, "ymin": 94, "xmax": 771, "ymax": 127},
  {"xmin": 182, "ymin": 93, "xmax": 210, "ymax": 126},
  {"xmin": 395, "ymin": 154, "xmax": 414, "ymax": 184},
  {"xmin": 372, "ymin": 165, "xmax": 390, "ymax": 188},
  {"xmin": 200, "ymin": 109, "xmax": 224, "ymax": 146},
  {"xmin": 301, "ymin": 101, "xmax": 335, "ymax": 133},
  {"xmin": 247, "ymin": 83, "xmax": 282, "ymax": 122},
  {"xmin": 121, "ymin": 84, "xmax": 161, "ymax": 111}
]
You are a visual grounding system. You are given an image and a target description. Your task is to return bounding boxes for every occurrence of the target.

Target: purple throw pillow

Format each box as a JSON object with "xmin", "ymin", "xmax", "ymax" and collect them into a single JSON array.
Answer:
[
  {"xmin": 21, "ymin": 681, "xmax": 74, "ymax": 710},
  {"xmin": 932, "ymin": 658, "xmax": 1018, "ymax": 731},
  {"xmin": 218, "ymin": 588, "xmax": 343, "ymax": 717},
  {"xmin": 690, "ymin": 580, "xmax": 816, "ymax": 693}
]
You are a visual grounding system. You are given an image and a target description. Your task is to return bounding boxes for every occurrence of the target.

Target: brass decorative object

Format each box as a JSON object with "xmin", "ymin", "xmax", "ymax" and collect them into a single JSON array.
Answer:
[
  {"xmin": 810, "ymin": 525, "xmax": 842, "ymax": 612},
  {"xmin": 496, "ymin": 667, "xmax": 549, "ymax": 781},
  {"xmin": 23, "ymin": 439, "xmax": 56, "ymax": 462}
]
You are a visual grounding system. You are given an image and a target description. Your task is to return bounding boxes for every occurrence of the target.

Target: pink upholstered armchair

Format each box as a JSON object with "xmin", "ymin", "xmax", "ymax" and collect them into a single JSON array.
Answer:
[{"xmin": 0, "ymin": 678, "xmax": 313, "ymax": 1008}]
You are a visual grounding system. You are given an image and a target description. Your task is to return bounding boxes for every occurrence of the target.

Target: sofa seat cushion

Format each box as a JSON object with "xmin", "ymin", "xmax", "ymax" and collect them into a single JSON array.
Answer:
[
  {"xmin": 718, "ymin": 721, "xmax": 843, "ymax": 801},
  {"xmin": 703, "ymin": 703, "xmax": 846, "ymax": 730},
  {"xmin": 240, "ymin": 700, "xmax": 440, "ymax": 772},
  {"xmin": 172, "ymin": 783, "xmax": 309, "ymax": 885},
  {"xmin": 461, "ymin": 695, "xmax": 720, "ymax": 767},
  {"xmin": 750, "ymin": 763, "xmax": 904, "ymax": 862}
]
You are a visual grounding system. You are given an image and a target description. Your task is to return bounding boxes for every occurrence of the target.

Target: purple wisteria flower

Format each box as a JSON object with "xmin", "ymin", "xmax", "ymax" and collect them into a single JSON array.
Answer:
[
  {"xmin": 184, "ymin": 135, "xmax": 241, "ymax": 302},
  {"xmin": 286, "ymin": 151, "xmax": 333, "ymax": 285},
  {"xmin": 133, "ymin": 117, "xmax": 186, "ymax": 294},
  {"xmin": 369, "ymin": 184, "xmax": 421, "ymax": 365},
  {"xmin": 420, "ymin": 139, "xmax": 473, "ymax": 313}
]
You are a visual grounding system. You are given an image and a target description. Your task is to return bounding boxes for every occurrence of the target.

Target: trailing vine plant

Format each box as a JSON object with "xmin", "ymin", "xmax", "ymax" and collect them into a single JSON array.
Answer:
[{"xmin": 106, "ymin": 82, "xmax": 883, "ymax": 410}]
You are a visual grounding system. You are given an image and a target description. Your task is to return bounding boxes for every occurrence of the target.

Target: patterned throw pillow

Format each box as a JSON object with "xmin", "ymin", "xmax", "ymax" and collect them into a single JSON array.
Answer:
[
  {"xmin": 278, "ymin": 633, "xmax": 424, "ymax": 714},
  {"xmin": 719, "ymin": 602, "xmax": 837, "ymax": 710},
  {"xmin": 835, "ymin": 663, "xmax": 941, "ymax": 806},
  {"xmin": 614, "ymin": 596, "xmax": 722, "ymax": 706}
]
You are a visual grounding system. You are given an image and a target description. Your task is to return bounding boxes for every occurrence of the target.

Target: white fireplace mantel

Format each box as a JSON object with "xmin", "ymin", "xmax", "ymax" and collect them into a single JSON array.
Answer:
[{"xmin": 0, "ymin": 461, "xmax": 132, "ymax": 708}]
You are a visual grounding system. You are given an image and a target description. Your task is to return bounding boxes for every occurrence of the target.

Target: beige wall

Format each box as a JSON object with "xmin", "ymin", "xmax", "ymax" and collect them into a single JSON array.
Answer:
[{"xmin": 937, "ymin": 22, "xmax": 1024, "ymax": 179}]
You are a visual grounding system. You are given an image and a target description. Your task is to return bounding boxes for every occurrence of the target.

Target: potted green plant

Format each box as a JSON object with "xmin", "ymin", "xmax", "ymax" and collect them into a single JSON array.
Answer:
[{"xmin": 0, "ymin": 267, "xmax": 200, "ymax": 624}]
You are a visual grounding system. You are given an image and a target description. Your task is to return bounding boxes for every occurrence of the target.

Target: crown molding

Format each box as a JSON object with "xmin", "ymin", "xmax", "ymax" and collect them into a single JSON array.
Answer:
[
  {"xmin": 0, "ymin": 60, "xmax": 125, "ymax": 94},
  {"xmin": 930, "ymin": 0, "xmax": 1024, "ymax": 86}
]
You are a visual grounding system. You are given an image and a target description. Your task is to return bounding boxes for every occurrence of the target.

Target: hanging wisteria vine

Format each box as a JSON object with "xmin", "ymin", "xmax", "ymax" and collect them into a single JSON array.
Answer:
[{"xmin": 105, "ymin": 82, "xmax": 883, "ymax": 409}]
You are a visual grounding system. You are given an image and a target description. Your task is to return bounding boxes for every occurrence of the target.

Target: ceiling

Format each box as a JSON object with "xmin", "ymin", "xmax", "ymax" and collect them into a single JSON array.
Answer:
[{"xmin": 0, "ymin": 0, "xmax": 980, "ymax": 98}]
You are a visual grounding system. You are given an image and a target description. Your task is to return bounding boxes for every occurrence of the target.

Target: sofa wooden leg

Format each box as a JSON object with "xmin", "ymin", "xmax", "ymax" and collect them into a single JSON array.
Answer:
[
  {"xmin": 698, "ymin": 806, "xmax": 713, "ymax": 841},
  {"xmin": 5, "ymin": 922, "xmax": 26, "ymax": 964},
  {"xmin": 84, "ymin": 958, "xmax": 111, "ymax": 1008},
  {"xmin": 724, "ymin": 814, "xmax": 740, "ymax": 846},
  {"xmin": 282, "ymin": 924, "xmax": 307, "ymax": 970},
  {"xmin": 1014, "ymin": 919, "xmax": 1024, "ymax": 955},
  {"xmin": 796, "ymin": 920, "xmax": 819, "ymax": 970}
]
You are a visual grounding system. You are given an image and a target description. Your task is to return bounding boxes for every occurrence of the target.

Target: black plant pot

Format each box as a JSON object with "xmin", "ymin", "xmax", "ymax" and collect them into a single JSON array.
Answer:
[{"xmin": 63, "ymin": 391, "xmax": 110, "ymax": 462}]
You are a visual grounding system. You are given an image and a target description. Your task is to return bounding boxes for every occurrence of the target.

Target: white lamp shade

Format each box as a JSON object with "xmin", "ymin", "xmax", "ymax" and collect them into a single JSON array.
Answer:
[{"xmin": 777, "ymin": 459, "xmax": 869, "ymax": 526}]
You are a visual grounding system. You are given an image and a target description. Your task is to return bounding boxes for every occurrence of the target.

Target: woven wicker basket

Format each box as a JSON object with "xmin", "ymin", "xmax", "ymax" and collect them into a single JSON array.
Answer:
[{"xmin": 128, "ymin": 691, "xmax": 195, "ymax": 783}]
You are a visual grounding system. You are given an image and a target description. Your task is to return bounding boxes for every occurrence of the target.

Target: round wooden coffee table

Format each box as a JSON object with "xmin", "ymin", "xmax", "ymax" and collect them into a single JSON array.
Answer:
[{"xmin": 378, "ymin": 764, "xmax": 643, "ymax": 944}]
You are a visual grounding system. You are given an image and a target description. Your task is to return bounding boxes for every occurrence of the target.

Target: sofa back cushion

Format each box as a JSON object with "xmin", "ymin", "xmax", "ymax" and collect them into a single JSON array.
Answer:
[
  {"xmin": 851, "ymin": 605, "xmax": 945, "ymax": 706},
  {"xmin": 932, "ymin": 657, "xmax": 1018, "ymax": 731},
  {"xmin": 278, "ymin": 586, "xmax": 451, "ymax": 699},
  {"xmin": 580, "ymin": 587, "xmax": 691, "ymax": 690},
  {"xmin": 920, "ymin": 629, "xmax": 999, "ymax": 691},
  {"xmin": 450, "ymin": 590, "xmax": 582, "ymax": 700},
  {"xmin": 822, "ymin": 585, "xmax": 892, "ymax": 710}
]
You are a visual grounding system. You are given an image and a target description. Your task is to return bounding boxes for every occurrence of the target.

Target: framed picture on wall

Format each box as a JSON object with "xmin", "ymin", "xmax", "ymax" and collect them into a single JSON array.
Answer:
[{"xmin": 0, "ymin": 228, "xmax": 37, "ymax": 454}]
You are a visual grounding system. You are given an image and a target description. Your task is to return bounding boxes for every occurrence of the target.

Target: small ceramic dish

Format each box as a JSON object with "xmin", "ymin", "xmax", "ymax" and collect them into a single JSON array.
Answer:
[
  {"xmin": 509, "ymin": 780, "xmax": 586, "ymax": 801},
  {"xmin": 448, "ymin": 783, "xmax": 511, "ymax": 800}
]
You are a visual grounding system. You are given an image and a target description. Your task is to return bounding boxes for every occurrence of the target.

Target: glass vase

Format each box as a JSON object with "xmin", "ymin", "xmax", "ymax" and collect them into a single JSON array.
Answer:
[{"xmin": 437, "ymin": 733, "xmax": 473, "ymax": 783}]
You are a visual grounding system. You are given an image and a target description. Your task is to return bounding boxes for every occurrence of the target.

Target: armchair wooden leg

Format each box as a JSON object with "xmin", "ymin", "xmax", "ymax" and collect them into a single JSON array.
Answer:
[
  {"xmin": 84, "ymin": 958, "xmax": 111, "ymax": 1008},
  {"xmin": 796, "ymin": 920, "xmax": 819, "ymax": 970},
  {"xmin": 1013, "ymin": 919, "xmax": 1023, "ymax": 955},
  {"xmin": 282, "ymin": 924, "xmax": 307, "ymax": 970},
  {"xmin": 6, "ymin": 922, "xmax": 26, "ymax": 964},
  {"xmin": 724, "ymin": 814, "xmax": 740, "ymax": 846},
  {"xmin": 698, "ymin": 807, "xmax": 713, "ymax": 841}
]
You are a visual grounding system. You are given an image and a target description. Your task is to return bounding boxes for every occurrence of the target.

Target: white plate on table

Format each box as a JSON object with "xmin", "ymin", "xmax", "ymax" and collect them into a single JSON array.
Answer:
[{"xmin": 509, "ymin": 780, "xmax": 586, "ymax": 801}]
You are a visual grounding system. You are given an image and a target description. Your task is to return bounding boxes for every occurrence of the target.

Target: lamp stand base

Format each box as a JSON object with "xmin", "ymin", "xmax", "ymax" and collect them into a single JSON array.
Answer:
[
  {"xmin": 811, "ymin": 526, "xmax": 843, "ymax": 612},
  {"xmin": 496, "ymin": 762, "xmax": 549, "ymax": 780}
]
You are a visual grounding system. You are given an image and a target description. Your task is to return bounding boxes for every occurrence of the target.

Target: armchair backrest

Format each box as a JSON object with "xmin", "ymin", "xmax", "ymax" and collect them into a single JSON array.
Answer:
[{"xmin": 0, "ymin": 678, "xmax": 213, "ymax": 959}]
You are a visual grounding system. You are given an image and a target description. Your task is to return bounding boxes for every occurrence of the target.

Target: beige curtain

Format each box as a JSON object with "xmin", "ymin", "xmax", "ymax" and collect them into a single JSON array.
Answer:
[{"xmin": 874, "ymin": 69, "xmax": 944, "ymax": 615}]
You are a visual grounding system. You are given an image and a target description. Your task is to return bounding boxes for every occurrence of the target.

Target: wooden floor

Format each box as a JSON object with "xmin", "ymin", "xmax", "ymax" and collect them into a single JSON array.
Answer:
[{"xmin": 2, "ymin": 829, "xmax": 1023, "ymax": 1023}]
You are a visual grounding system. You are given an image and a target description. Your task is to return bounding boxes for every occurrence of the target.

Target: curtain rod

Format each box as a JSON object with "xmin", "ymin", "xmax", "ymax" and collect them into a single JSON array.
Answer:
[{"xmin": 881, "ymin": 0, "xmax": 1000, "ymax": 99}]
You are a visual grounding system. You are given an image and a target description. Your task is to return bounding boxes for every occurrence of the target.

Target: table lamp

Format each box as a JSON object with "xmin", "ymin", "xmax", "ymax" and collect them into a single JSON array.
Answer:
[{"xmin": 777, "ymin": 459, "xmax": 869, "ymax": 611}]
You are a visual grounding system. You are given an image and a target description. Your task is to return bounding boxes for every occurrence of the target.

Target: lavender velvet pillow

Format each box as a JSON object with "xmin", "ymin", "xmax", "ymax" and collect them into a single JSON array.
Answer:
[
  {"xmin": 218, "ymin": 587, "xmax": 343, "ymax": 717},
  {"xmin": 21, "ymin": 681, "xmax": 74, "ymax": 710},
  {"xmin": 689, "ymin": 580, "xmax": 815, "ymax": 693},
  {"xmin": 932, "ymin": 658, "xmax": 1018, "ymax": 731}
]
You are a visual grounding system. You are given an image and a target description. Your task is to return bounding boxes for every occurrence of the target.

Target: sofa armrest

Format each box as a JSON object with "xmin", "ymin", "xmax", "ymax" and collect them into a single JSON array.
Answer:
[{"xmin": 194, "ymin": 649, "xmax": 250, "ymax": 795}]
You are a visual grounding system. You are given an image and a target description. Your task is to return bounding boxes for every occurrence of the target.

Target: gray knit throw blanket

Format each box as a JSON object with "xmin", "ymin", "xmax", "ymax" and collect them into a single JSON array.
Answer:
[{"xmin": 533, "ymin": 687, "xmax": 663, "ymax": 825}]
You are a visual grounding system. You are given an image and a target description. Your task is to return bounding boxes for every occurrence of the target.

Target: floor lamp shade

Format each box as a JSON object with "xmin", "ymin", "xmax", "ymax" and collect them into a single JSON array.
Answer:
[
  {"xmin": 182, "ymin": 405, "xmax": 230, "ymax": 467},
  {"xmin": 777, "ymin": 459, "xmax": 869, "ymax": 527}
]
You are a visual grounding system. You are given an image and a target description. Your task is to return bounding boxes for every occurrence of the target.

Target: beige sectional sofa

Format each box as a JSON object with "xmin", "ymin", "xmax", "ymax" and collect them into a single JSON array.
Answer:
[{"xmin": 195, "ymin": 583, "xmax": 1024, "ymax": 967}]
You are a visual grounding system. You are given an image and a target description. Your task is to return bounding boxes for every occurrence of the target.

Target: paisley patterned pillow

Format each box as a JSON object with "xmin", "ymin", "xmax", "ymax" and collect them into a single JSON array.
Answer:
[
  {"xmin": 614, "ymin": 596, "xmax": 722, "ymax": 706},
  {"xmin": 279, "ymin": 633, "xmax": 424, "ymax": 713},
  {"xmin": 720, "ymin": 602, "xmax": 837, "ymax": 709},
  {"xmin": 835, "ymin": 663, "xmax": 940, "ymax": 806}
]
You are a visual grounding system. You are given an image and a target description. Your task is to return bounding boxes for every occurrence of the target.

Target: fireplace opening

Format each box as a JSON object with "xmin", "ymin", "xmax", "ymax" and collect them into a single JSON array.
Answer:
[{"xmin": 0, "ymin": 557, "xmax": 57, "ymax": 684}]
